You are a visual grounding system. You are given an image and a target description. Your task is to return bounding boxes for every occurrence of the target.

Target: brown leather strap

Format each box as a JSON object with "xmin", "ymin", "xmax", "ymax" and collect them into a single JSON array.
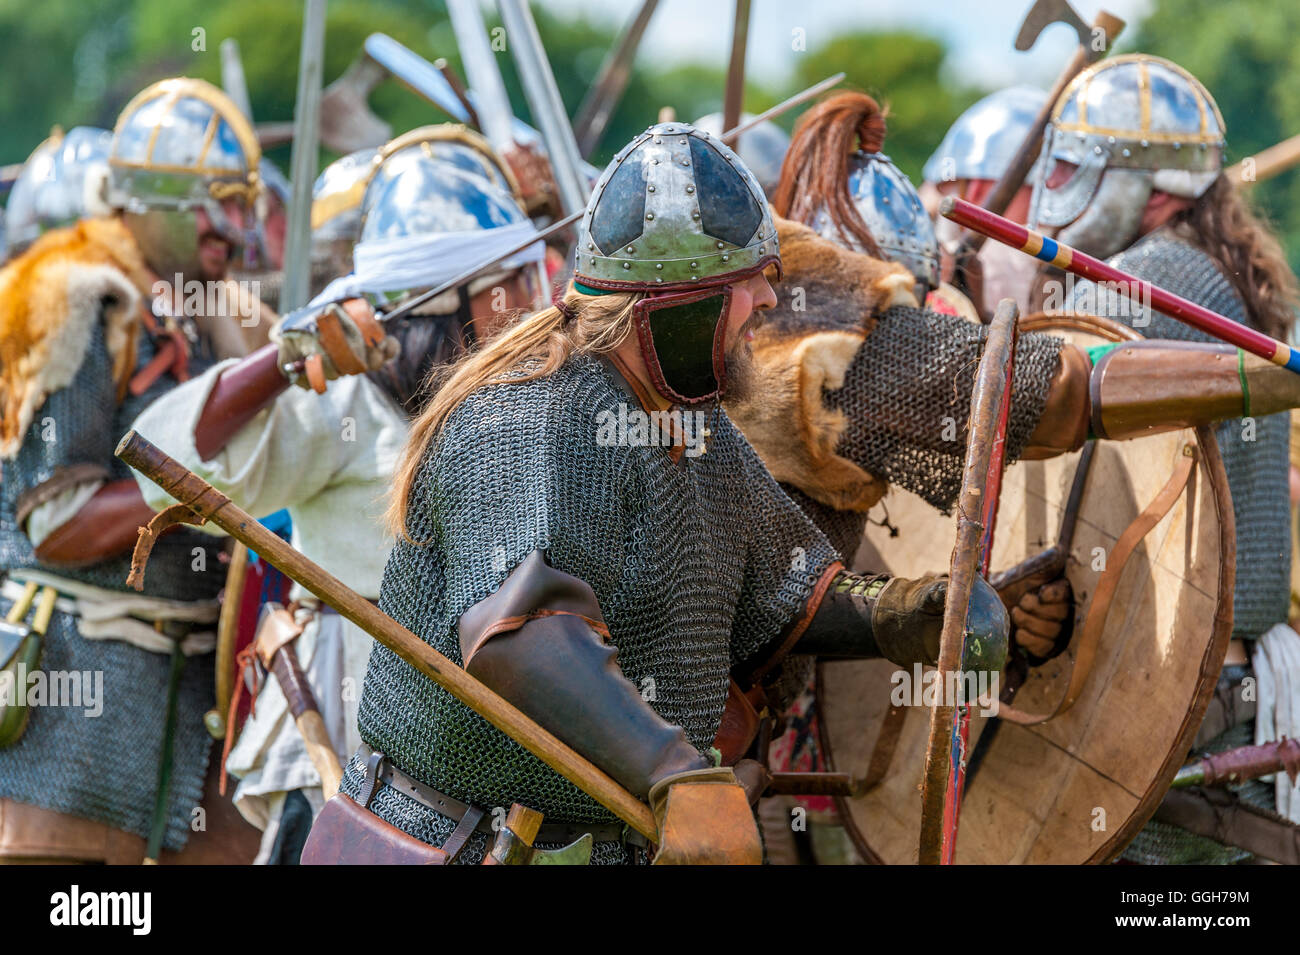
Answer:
[
  {"xmin": 860, "ymin": 701, "xmax": 909, "ymax": 791},
  {"xmin": 356, "ymin": 746, "xmax": 649, "ymax": 849},
  {"xmin": 999, "ymin": 443, "xmax": 1198, "ymax": 725},
  {"xmin": 441, "ymin": 805, "xmax": 485, "ymax": 864},
  {"xmin": 1155, "ymin": 788, "xmax": 1300, "ymax": 865}
]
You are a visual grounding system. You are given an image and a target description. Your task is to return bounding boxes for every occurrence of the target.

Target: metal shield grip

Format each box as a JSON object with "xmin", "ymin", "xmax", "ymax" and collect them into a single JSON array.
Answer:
[{"xmin": 631, "ymin": 286, "xmax": 732, "ymax": 405}]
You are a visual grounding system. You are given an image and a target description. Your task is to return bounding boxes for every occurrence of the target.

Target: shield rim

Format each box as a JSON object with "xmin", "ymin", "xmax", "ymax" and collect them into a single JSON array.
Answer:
[{"xmin": 817, "ymin": 312, "xmax": 1235, "ymax": 864}]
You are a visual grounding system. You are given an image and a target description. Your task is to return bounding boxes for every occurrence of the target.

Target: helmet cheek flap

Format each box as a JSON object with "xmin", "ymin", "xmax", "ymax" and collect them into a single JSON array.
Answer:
[{"xmin": 632, "ymin": 287, "xmax": 733, "ymax": 405}]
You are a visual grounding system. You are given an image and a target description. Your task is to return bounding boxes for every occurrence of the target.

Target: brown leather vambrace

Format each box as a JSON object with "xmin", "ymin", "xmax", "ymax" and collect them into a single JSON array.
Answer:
[{"xmin": 457, "ymin": 550, "xmax": 710, "ymax": 800}]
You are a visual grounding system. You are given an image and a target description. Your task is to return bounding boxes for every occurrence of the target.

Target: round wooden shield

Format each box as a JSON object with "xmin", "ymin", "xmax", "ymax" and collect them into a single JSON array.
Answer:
[{"xmin": 817, "ymin": 314, "xmax": 1235, "ymax": 864}]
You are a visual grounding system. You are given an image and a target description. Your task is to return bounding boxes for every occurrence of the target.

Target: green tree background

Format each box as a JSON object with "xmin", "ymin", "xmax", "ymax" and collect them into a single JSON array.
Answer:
[{"xmin": 2, "ymin": 0, "xmax": 1296, "ymax": 269}]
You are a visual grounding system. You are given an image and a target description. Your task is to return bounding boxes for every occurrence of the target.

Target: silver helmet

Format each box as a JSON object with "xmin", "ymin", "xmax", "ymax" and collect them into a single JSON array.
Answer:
[
  {"xmin": 5, "ymin": 126, "xmax": 113, "ymax": 255},
  {"xmin": 1029, "ymin": 54, "xmax": 1225, "ymax": 260},
  {"xmin": 107, "ymin": 77, "xmax": 262, "ymax": 278},
  {"xmin": 812, "ymin": 151, "xmax": 939, "ymax": 296},
  {"xmin": 923, "ymin": 86, "xmax": 1048, "ymax": 184},
  {"xmin": 575, "ymin": 122, "xmax": 778, "ymax": 404},
  {"xmin": 356, "ymin": 137, "xmax": 534, "ymax": 310},
  {"xmin": 309, "ymin": 148, "xmax": 377, "ymax": 295},
  {"xmin": 692, "ymin": 112, "xmax": 790, "ymax": 198},
  {"xmin": 365, "ymin": 125, "xmax": 521, "ymax": 213}
]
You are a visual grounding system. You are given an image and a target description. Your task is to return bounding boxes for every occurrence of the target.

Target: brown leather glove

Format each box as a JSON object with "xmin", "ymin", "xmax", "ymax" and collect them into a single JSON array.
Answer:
[
  {"xmin": 647, "ymin": 766, "xmax": 763, "ymax": 865},
  {"xmin": 277, "ymin": 298, "xmax": 398, "ymax": 390},
  {"xmin": 1012, "ymin": 577, "xmax": 1073, "ymax": 659}
]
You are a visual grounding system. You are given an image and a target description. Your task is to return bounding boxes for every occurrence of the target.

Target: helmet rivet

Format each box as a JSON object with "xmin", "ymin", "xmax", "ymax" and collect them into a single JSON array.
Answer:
[
  {"xmin": 1094, "ymin": 145, "xmax": 1102, "ymax": 154},
  {"xmin": 716, "ymin": 241, "xmax": 724, "ymax": 249},
  {"xmin": 622, "ymin": 262, "xmax": 631, "ymax": 269},
  {"xmin": 626, "ymin": 246, "xmax": 635, "ymax": 253},
  {"xmin": 646, "ymin": 212, "xmax": 654, "ymax": 220},
  {"xmin": 690, "ymin": 261, "xmax": 698, "ymax": 269},
  {"xmin": 1172, "ymin": 142, "xmax": 1181, "ymax": 150},
  {"xmin": 681, "ymin": 159, "xmax": 690, "ymax": 166},
  {"xmin": 654, "ymin": 137, "xmax": 662, "ymax": 144},
  {"xmin": 692, "ymin": 211, "xmax": 700, "ymax": 220},
  {"xmin": 588, "ymin": 243, "xmax": 595, "ymax": 250},
  {"xmin": 1107, "ymin": 136, "xmax": 1116, "ymax": 145},
  {"xmin": 1122, "ymin": 148, "xmax": 1131, "ymax": 158},
  {"xmin": 656, "ymin": 263, "xmax": 663, "ymax": 270},
  {"xmin": 652, "ymin": 158, "xmax": 660, "ymax": 165},
  {"xmin": 656, "ymin": 277, "xmax": 663, "ymax": 283},
  {"xmin": 686, "ymin": 185, "xmax": 694, "ymax": 194},
  {"xmin": 759, "ymin": 244, "xmax": 766, "ymax": 253},
  {"xmin": 648, "ymin": 184, "xmax": 655, "ymax": 192},
  {"xmin": 882, "ymin": 195, "xmax": 890, "ymax": 204},
  {"xmin": 1140, "ymin": 139, "xmax": 1150, "ymax": 148},
  {"xmin": 721, "ymin": 254, "xmax": 730, "ymax": 262}
]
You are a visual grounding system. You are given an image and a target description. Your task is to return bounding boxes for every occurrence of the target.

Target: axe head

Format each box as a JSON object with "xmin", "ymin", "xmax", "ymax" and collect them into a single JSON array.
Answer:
[
  {"xmin": 1015, "ymin": 0, "xmax": 1091, "ymax": 51},
  {"xmin": 320, "ymin": 54, "xmax": 393, "ymax": 154}
]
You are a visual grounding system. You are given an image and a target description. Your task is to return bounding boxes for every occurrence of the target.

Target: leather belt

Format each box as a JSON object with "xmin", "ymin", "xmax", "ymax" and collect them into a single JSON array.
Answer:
[{"xmin": 355, "ymin": 745, "xmax": 649, "ymax": 850}]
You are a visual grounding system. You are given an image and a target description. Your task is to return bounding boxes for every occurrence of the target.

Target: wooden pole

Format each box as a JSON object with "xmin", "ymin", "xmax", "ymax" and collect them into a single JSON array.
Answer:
[
  {"xmin": 115, "ymin": 430, "xmax": 658, "ymax": 842},
  {"xmin": 917, "ymin": 300, "xmax": 1018, "ymax": 864},
  {"xmin": 941, "ymin": 196, "xmax": 1300, "ymax": 374}
]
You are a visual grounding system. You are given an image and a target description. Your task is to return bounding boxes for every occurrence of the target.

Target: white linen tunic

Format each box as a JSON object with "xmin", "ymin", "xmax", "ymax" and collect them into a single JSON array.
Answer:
[{"xmin": 130, "ymin": 362, "xmax": 408, "ymax": 858}]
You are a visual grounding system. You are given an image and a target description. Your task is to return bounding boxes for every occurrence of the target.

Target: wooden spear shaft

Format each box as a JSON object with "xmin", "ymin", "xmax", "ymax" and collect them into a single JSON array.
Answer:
[{"xmin": 115, "ymin": 429, "xmax": 659, "ymax": 843}]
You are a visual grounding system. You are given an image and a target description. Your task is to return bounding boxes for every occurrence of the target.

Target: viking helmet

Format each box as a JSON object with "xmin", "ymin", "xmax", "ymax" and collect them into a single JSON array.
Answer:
[
  {"xmin": 575, "ymin": 122, "xmax": 778, "ymax": 405},
  {"xmin": 4, "ymin": 126, "xmax": 113, "ymax": 256},
  {"xmin": 107, "ymin": 77, "xmax": 261, "ymax": 278},
  {"xmin": 1029, "ymin": 54, "xmax": 1225, "ymax": 260},
  {"xmin": 309, "ymin": 148, "xmax": 377, "ymax": 294},
  {"xmin": 811, "ymin": 152, "xmax": 939, "ymax": 297},
  {"xmin": 923, "ymin": 86, "xmax": 1048, "ymax": 185},
  {"xmin": 356, "ymin": 135, "xmax": 534, "ymax": 310},
  {"xmin": 692, "ymin": 112, "xmax": 790, "ymax": 198}
]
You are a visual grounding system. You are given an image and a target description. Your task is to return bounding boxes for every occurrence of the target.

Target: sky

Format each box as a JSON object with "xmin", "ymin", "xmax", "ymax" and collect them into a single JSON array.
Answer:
[{"xmin": 545, "ymin": 0, "xmax": 1156, "ymax": 89}]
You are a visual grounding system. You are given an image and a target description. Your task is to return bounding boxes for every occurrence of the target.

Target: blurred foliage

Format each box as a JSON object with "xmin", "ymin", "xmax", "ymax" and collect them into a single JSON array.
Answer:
[
  {"xmin": 0, "ymin": 0, "xmax": 976, "ymax": 185},
  {"xmin": 1133, "ymin": 0, "xmax": 1300, "ymax": 272},
  {"xmin": 787, "ymin": 31, "xmax": 984, "ymax": 184}
]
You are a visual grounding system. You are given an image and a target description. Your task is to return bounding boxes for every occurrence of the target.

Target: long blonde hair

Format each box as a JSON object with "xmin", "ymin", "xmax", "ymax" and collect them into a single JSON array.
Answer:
[{"xmin": 386, "ymin": 288, "xmax": 644, "ymax": 538}]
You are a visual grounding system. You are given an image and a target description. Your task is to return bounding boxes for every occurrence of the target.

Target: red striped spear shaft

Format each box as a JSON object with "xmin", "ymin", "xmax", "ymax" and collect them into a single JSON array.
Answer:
[{"xmin": 939, "ymin": 196, "xmax": 1300, "ymax": 374}]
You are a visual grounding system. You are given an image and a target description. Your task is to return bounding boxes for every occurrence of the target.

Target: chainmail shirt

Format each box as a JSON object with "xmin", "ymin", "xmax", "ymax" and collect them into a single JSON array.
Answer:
[
  {"xmin": 343, "ymin": 351, "xmax": 840, "ymax": 863},
  {"xmin": 0, "ymin": 320, "xmax": 224, "ymax": 850},
  {"xmin": 828, "ymin": 306, "xmax": 1064, "ymax": 513}
]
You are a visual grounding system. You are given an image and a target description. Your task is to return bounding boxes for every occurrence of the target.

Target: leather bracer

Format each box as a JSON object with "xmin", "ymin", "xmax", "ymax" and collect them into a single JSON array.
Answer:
[
  {"xmin": 458, "ymin": 550, "xmax": 710, "ymax": 800},
  {"xmin": 797, "ymin": 570, "xmax": 1009, "ymax": 675}
]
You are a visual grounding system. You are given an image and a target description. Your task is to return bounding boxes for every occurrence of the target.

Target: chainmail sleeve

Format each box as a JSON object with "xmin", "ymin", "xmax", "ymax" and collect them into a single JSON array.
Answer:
[
  {"xmin": 827, "ymin": 305, "xmax": 1064, "ymax": 512},
  {"xmin": 728, "ymin": 427, "xmax": 840, "ymax": 672}
]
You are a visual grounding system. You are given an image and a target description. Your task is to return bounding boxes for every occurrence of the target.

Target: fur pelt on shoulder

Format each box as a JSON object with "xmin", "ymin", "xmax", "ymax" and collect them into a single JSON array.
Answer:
[
  {"xmin": 726, "ymin": 215, "xmax": 917, "ymax": 512},
  {"xmin": 0, "ymin": 217, "xmax": 149, "ymax": 458}
]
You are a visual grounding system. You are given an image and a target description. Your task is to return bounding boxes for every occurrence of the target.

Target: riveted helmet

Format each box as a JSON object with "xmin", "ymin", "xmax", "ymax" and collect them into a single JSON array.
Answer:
[
  {"xmin": 809, "ymin": 151, "xmax": 939, "ymax": 297},
  {"xmin": 5, "ymin": 126, "xmax": 113, "ymax": 256},
  {"xmin": 366, "ymin": 125, "xmax": 522, "ymax": 208},
  {"xmin": 1029, "ymin": 54, "xmax": 1225, "ymax": 259},
  {"xmin": 692, "ymin": 112, "xmax": 790, "ymax": 198},
  {"xmin": 923, "ymin": 85, "xmax": 1048, "ymax": 185},
  {"xmin": 107, "ymin": 77, "xmax": 261, "ymax": 278},
  {"xmin": 575, "ymin": 121, "xmax": 778, "ymax": 405}
]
